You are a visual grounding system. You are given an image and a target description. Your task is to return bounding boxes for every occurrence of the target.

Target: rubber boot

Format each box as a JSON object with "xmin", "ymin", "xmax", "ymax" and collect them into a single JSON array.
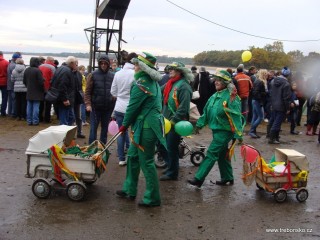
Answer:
[
  {"xmin": 306, "ymin": 124, "xmax": 313, "ymax": 136},
  {"xmin": 266, "ymin": 124, "xmax": 271, "ymax": 139}
]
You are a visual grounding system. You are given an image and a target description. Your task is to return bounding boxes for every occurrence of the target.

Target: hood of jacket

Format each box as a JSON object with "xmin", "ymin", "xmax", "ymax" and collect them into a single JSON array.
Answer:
[
  {"xmin": 97, "ymin": 54, "xmax": 110, "ymax": 72},
  {"xmin": 273, "ymin": 75, "xmax": 287, "ymax": 87},
  {"xmin": 14, "ymin": 64, "xmax": 26, "ymax": 73}
]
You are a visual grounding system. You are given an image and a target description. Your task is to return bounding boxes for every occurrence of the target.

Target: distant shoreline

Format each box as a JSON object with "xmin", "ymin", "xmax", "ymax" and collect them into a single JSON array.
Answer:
[{"xmin": 2, "ymin": 53, "xmax": 220, "ymax": 73}]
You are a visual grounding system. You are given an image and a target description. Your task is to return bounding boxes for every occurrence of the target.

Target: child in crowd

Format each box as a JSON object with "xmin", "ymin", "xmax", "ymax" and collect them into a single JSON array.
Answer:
[{"xmin": 78, "ymin": 65, "xmax": 89, "ymax": 126}]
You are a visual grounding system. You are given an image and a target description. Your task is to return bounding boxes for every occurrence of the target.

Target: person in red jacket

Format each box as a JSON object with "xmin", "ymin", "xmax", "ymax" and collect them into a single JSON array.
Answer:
[
  {"xmin": 0, "ymin": 51, "xmax": 9, "ymax": 116},
  {"xmin": 234, "ymin": 65, "xmax": 252, "ymax": 123},
  {"xmin": 39, "ymin": 56, "xmax": 56, "ymax": 123}
]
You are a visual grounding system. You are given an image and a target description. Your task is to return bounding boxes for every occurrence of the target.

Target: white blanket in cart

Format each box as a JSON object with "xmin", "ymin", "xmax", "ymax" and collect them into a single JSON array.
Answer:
[{"xmin": 26, "ymin": 125, "xmax": 77, "ymax": 154}]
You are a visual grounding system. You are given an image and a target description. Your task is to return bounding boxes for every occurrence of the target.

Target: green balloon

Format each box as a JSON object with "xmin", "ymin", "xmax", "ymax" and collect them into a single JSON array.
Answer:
[{"xmin": 174, "ymin": 121, "xmax": 193, "ymax": 136}]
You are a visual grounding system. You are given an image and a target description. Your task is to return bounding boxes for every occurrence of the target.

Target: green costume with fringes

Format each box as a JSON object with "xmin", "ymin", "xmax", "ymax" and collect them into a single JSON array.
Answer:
[
  {"xmin": 195, "ymin": 88, "xmax": 244, "ymax": 182},
  {"xmin": 161, "ymin": 79, "xmax": 192, "ymax": 179},
  {"xmin": 121, "ymin": 71, "xmax": 166, "ymax": 206}
]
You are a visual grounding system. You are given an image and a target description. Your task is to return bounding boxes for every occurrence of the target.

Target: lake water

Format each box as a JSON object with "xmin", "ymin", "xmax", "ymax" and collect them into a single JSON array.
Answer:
[{"xmin": 3, "ymin": 53, "xmax": 90, "ymax": 68}]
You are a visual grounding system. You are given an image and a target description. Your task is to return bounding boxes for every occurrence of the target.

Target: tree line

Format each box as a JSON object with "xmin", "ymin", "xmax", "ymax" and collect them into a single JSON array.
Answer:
[{"xmin": 193, "ymin": 41, "xmax": 320, "ymax": 71}]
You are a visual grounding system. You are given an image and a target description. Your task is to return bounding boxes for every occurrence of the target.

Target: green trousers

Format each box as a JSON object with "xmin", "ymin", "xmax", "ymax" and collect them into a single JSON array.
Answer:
[
  {"xmin": 195, "ymin": 130, "xmax": 234, "ymax": 182},
  {"xmin": 122, "ymin": 128, "xmax": 161, "ymax": 205}
]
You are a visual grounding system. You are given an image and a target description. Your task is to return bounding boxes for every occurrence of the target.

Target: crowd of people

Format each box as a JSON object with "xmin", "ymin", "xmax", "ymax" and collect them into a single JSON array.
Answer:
[
  {"xmin": 1, "ymin": 50, "xmax": 320, "ymax": 207},
  {"xmin": 188, "ymin": 63, "xmax": 320, "ymax": 145}
]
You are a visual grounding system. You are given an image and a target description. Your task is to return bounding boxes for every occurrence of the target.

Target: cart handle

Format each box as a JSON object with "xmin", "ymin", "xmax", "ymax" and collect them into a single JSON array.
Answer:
[{"xmin": 96, "ymin": 131, "xmax": 122, "ymax": 157}]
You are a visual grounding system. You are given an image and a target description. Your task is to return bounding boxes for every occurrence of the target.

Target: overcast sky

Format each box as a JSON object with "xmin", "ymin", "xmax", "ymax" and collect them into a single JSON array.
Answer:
[{"xmin": 1, "ymin": 0, "xmax": 319, "ymax": 57}]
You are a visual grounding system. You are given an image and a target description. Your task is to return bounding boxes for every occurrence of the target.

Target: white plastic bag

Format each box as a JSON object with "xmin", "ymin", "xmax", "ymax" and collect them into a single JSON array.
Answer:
[{"xmin": 192, "ymin": 91, "xmax": 200, "ymax": 100}]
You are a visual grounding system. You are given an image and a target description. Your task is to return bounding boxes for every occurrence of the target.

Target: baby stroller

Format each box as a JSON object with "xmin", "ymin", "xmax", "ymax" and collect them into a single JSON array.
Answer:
[
  {"xmin": 25, "ymin": 125, "xmax": 119, "ymax": 201},
  {"xmin": 154, "ymin": 138, "xmax": 206, "ymax": 168},
  {"xmin": 154, "ymin": 103, "xmax": 205, "ymax": 168},
  {"xmin": 241, "ymin": 144, "xmax": 309, "ymax": 203}
]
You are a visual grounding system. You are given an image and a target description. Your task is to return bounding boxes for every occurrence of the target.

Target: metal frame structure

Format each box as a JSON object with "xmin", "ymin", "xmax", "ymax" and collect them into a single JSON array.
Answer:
[{"xmin": 84, "ymin": 0, "xmax": 131, "ymax": 73}]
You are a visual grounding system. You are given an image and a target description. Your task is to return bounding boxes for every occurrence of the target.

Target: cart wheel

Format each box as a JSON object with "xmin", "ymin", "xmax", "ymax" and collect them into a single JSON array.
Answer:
[
  {"xmin": 190, "ymin": 151, "xmax": 205, "ymax": 166},
  {"xmin": 296, "ymin": 188, "xmax": 308, "ymax": 202},
  {"xmin": 274, "ymin": 188, "xmax": 287, "ymax": 203},
  {"xmin": 256, "ymin": 183, "xmax": 264, "ymax": 190},
  {"xmin": 66, "ymin": 182, "xmax": 86, "ymax": 201},
  {"xmin": 32, "ymin": 179, "xmax": 51, "ymax": 199},
  {"xmin": 154, "ymin": 152, "xmax": 167, "ymax": 169}
]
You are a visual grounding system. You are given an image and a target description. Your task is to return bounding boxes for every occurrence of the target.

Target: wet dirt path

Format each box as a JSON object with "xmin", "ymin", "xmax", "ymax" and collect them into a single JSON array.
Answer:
[{"xmin": 0, "ymin": 118, "xmax": 319, "ymax": 239}]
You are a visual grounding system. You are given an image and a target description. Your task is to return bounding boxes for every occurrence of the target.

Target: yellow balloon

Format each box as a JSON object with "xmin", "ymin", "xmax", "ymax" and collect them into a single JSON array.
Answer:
[
  {"xmin": 241, "ymin": 50, "xmax": 252, "ymax": 62},
  {"xmin": 164, "ymin": 118, "xmax": 171, "ymax": 134}
]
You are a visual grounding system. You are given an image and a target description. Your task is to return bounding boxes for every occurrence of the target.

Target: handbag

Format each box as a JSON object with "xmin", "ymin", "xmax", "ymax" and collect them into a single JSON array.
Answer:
[
  {"xmin": 192, "ymin": 91, "xmax": 200, "ymax": 100},
  {"xmin": 76, "ymin": 91, "xmax": 84, "ymax": 104},
  {"xmin": 189, "ymin": 102, "xmax": 200, "ymax": 123},
  {"xmin": 192, "ymin": 73, "xmax": 201, "ymax": 100},
  {"xmin": 45, "ymin": 87, "xmax": 60, "ymax": 103}
]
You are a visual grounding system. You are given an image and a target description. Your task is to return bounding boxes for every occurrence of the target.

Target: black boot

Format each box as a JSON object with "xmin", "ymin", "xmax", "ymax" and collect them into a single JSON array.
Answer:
[
  {"xmin": 215, "ymin": 179, "xmax": 234, "ymax": 186},
  {"xmin": 268, "ymin": 131, "xmax": 280, "ymax": 144},
  {"xmin": 116, "ymin": 190, "xmax": 136, "ymax": 200},
  {"xmin": 275, "ymin": 131, "xmax": 280, "ymax": 142},
  {"xmin": 187, "ymin": 178, "xmax": 204, "ymax": 188}
]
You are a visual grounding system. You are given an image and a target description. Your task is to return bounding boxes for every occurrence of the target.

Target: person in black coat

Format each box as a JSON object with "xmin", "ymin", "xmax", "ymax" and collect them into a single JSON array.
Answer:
[
  {"xmin": 73, "ymin": 63, "xmax": 85, "ymax": 138},
  {"xmin": 193, "ymin": 67, "xmax": 211, "ymax": 115},
  {"xmin": 267, "ymin": 68, "xmax": 292, "ymax": 144},
  {"xmin": 52, "ymin": 56, "xmax": 78, "ymax": 126},
  {"xmin": 84, "ymin": 54, "xmax": 115, "ymax": 144},
  {"xmin": 23, "ymin": 57, "xmax": 44, "ymax": 125}
]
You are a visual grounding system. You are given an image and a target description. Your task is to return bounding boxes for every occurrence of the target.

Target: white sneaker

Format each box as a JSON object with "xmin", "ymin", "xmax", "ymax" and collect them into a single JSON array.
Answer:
[
  {"xmin": 264, "ymin": 118, "xmax": 269, "ymax": 123},
  {"xmin": 119, "ymin": 160, "xmax": 127, "ymax": 166}
]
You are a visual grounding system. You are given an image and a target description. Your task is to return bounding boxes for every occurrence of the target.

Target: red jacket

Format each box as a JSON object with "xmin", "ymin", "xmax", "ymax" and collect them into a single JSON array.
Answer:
[
  {"xmin": 235, "ymin": 72, "xmax": 252, "ymax": 99},
  {"xmin": 39, "ymin": 62, "xmax": 55, "ymax": 91},
  {"xmin": 0, "ymin": 56, "xmax": 9, "ymax": 87}
]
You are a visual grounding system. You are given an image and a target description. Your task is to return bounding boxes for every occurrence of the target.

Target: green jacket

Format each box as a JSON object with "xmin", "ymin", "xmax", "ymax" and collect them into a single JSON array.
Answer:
[
  {"xmin": 162, "ymin": 79, "xmax": 192, "ymax": 124},
  {"xmin": 196, "ymin": 88, "xmax": 244, "ymax": 139},
  {"xmin": 123, "ymin": 71, "xmax": 166, "ymax": 148}
]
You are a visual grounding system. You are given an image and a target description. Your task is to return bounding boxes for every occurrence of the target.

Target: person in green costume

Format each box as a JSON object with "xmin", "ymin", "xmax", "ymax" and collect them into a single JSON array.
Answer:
[
  {"xmin": 116, "ymin": 52, "xmax": 166, "ymax": 207},
  {"xmin": 159, "ymin": 62, "xmax": 193, "ymax": 181},
  {"xmin": 188, "ymin": 69, "xmax": 244, "ymax": 188}
]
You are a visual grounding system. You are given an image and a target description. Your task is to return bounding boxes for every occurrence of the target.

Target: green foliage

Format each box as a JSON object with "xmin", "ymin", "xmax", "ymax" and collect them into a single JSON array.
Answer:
[
  {"xmin": 194, "ymin": 50, "xmax": 242, "ymax": 68},
  {"xmin": 264, "ymin": 41, "xmax": 284, "ymax": 53},
  {"xmin": 192, "ymin": 41, "xmax": 308, "ymax": 71},
  {"xmin": 297, "ymin": 52, "xmax": 320, "ymax": 75}
]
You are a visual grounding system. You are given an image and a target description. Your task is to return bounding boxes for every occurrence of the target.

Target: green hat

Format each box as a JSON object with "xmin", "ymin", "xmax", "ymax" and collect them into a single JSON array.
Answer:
[
  {"xmin": 131, "ymin": 52, "xmax": 162, "ymax": 82},
  {"xmin": 214, "ymin": 69, "xmax": 232, "ymax": 85},
  {"xmin": 167, "ymin": 62, "xmax": 194, "ymax": 83},
  {"xmin": 167, "ymin": 61, "xmax": 185, "ymax": 71},
  {"xmin": 136, "ymin": 52, "xmax": 157, "ymax": 69}
]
